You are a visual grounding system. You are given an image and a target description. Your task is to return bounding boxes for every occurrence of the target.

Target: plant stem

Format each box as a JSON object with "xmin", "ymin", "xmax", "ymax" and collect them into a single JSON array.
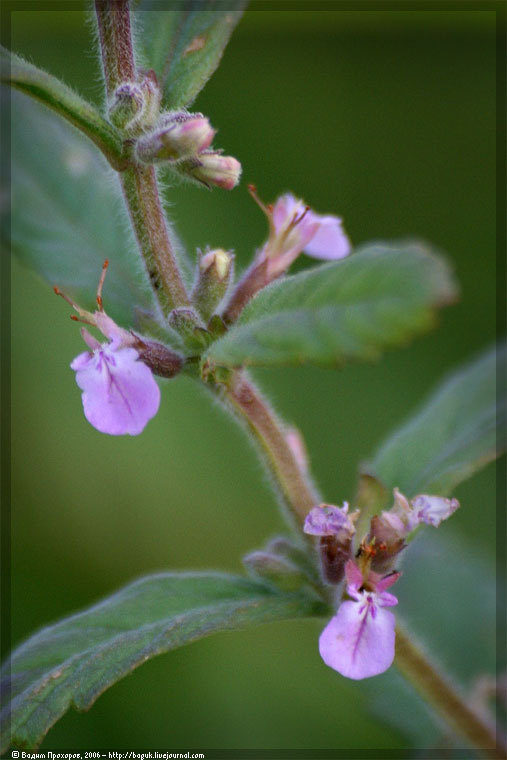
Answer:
[
  {"xmin": 395, "ymin": 621, "xmax": 505, "ymax": 758},
  {"xmin": 94, "ymin": 0, "xmax": 190, "ymax": 315},
  {"xmin": 121, "ymin": 166, "xmax": 190, "ymax": 314},
  {"xmin": 224, "ymin": 371, "xmax": 504, "ymax": 756},
  {"xmin": 224, "ymin": 370, "xmax": 320, "ymax": 532},
  {"xmin": 94, "ymin": 0, "xmax": 135, "ymax": 98}
]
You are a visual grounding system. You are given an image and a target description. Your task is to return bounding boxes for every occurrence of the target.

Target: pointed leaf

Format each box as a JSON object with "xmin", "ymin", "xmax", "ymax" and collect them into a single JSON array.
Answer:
[
  {"xmin": 135, "ymin": 2, "xmax": 247, "ymax": 108},
  {"xmin": 7, "ymin": 91, "xmax": 153, "ymax": 326},
  {"xmin": 205, "ymin": 243, "xmax": 457, "ymax": 368},
  {"xmin": 1, "ymin": 46, "xmax": 125, "ymax": 169},
  {"xmin": 370, "ymin": 344, "xmax": 505, "ymax": 495},
  {"xmin": 1, "ymin": 572, "xmax": 326, "ymax": 750}
]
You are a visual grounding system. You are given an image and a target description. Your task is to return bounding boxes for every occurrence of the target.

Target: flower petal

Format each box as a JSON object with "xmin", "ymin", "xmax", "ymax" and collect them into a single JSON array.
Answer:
[
  {"xmin": 303, "ymin": 214, "xmax": 351, "ymax": 260},
  {"xmin": 411, "ymin": 494, "xmax": 460, "ymax": 527},
  {"xmin": 272, "ymin": 194, "xmax": 302, "ymax": 231},
  {"xmin": 73, "ymin": 346, "xmax": 160, "ymax": 435},
  {"xmin": 319, "ymin": 598, "xmax": 396, "ymax": 679},
  {"xmin": 304, "ymin": 503, "xmax": 355, "ymax": 538}
]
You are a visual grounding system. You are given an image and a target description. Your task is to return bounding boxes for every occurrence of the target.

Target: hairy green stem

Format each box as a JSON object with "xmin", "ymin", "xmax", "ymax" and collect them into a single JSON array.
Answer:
[
  {"xmin": 224, "ymin": 370, "xmax": 320, "ymax": 531},
  {"xmin": 94, "ymin": 0, "xmax": 190, "ymax": 314},
  {"xmin": 121, "ymin": 166, "xmax": 191, "ymax": 314},
  {"xmin": 395, "ymin": 623, "xmax": 504, "ymax": 758},
  {"xmin": 224, "ymin": 371, "xmax": 502, "ymax": 755},
  {"xmin": 94, "ymin": 0, "xmax": 135, "ymax": 98},
  {"xmin": 1, "ymin": 47, "xmax": 126, "ymax": 170}
]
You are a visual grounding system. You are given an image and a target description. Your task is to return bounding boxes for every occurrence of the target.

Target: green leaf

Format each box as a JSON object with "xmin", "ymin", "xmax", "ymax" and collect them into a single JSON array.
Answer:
[
  {"xmin": 7, "ymin": 91, "xmax": 154, "ymax": 326},
  {"xmin": 135, "ymin": 2, "xmax": 247, "ymax": 109},
  {"xmin": 205, "ymin": 243, "xmax": 458, "ymax": 368},
  {"xmin": 1, "ymin": 47, "xmax": 125, "ymax": 170},
  {"xmin": 370, "ymin": 344, "xmax": 505, "ymax": 496},
  {"xmin": 1, "ymin": 572, "xmax": 326, "ymax": 750}
]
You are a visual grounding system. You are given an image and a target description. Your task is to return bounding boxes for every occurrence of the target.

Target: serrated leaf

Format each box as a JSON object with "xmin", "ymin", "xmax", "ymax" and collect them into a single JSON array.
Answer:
[
  {"xmin": 1, "ymin": 572, "xmax": 326, "ymax": 750},
  {"xmin": 7, "ymin": 91, "xmax": 153, "ymax": 326},
  {"xmin": 370, "ymin": 344, "xmax": 505, "ymax": 495},
  {"xmin": 205, "ymin": 243, "xmax": 457, "ymax": 368},
  {"xmin": 135, "ymin": 2, "xmax": 247, "ymax": 109}
]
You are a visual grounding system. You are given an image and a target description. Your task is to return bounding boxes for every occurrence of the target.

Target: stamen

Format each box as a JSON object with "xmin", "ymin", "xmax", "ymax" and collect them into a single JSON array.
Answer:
[
  {"xmin": 54, "ymin": 286, "xmax": 78, "ymax": 309},
  {"xmin": 70, "ymin": 314, "xmax": 94, "ymax": 326},
  {"xmin": 291, "ymin": 205, "xmax": 311, "ymax": 229},
  {"xmin": 247, "ymin": 184, "xmax": 270, "ymax": 216},
  {"xmin": 96, "ymin": 259, "xmax": 109, "ymax": 311}
]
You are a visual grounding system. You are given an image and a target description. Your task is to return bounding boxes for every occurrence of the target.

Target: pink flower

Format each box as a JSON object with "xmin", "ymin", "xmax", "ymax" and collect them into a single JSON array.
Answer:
[
  {"xmin": 411, "ymin": 494, "xmax": 460, "ymax": 527},
  {"xmin": 304, "ymin": 503, "xmax": 357, "ymax": 541},
  {"xmin": 271, "ymin": 193, "xmax": 351, "ymax": 262},
  {"xmin": 318, "ymin": 561, "xmax": 400, "ymax": 680},
  {"xmin": 71, "ymin": 331, "xmax": 160, "ymax": 436},
  {"xmin": 381, "ymin": 488, "xmax": 460, "ymax": 537},
  {"xmin": 249, "ymin": 189, "xmax": 350, "ymax": 280},
  {"xmin": 56, "ymin": 262, "xmax": 161, "ymax": 436}
]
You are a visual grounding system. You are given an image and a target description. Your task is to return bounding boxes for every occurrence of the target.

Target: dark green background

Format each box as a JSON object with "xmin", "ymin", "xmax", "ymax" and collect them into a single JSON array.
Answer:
[{"xmin": 9, "ymin": 6, "xmax": 499, "ymax": 752}]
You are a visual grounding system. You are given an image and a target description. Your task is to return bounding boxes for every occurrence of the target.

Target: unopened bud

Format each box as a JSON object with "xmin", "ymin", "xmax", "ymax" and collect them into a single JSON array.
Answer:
[
  {"xmin": 109, "ymin": 71, "xmax": 161, "ymax": 133},
  {"xmin": 192, "ymin": 248, "xmax": 234, "ymax": 321},
  {"xmin": 180, "ymin": 151, "xmax": 242, "ymax": 190},
  {"xmin": 138, "ymin": 69, "xmax": 162, "ymax": 128},
  {"xmin": 109, "ymin": 82, "xmax": 144, "ymax": 129},
  {"xmin": 136, "ymin": 112, "xmax": 215, "ymax": 164}
]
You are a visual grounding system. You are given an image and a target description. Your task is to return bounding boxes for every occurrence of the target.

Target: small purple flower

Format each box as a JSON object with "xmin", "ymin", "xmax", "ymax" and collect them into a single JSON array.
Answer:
[
  {"xmin": 381, "ymin": 488, "xmax": 460, "ymax": 536},
  {"xmin": 304, "ymin": 502, "xmax": 357, "ymax": 541},
  {"xmin": 249, "ymin": 187, "xmax": 351, "ymax": 281},
  {"xmin": 56, "ymin": 262, "xmax": 161, "ymax": 436},
  {"xmin": 318, "ymin": 561, "xmax": 399, "ymax": 680},
  {"xmin": 411, "ymin": 494, "xmax": 460, "ymax": 527},
  {"xmin": 271, "ymin": 193, "xmax": 351, "ymax": 262},
  {"xmin": 71, "ymin": 331, "xmax": 160, "ymax": 436}
]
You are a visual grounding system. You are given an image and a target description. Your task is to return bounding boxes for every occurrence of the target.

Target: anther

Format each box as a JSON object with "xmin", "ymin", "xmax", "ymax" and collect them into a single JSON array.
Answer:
[{"xmin": 54, "ymin": 286, "xmax": 78, "ymax": 309}]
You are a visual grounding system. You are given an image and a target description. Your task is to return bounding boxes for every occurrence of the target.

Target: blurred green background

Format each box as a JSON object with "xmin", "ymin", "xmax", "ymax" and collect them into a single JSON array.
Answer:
[{"xmin": 9, "ymin": 6, "xmax": 500, "ymax": 753}]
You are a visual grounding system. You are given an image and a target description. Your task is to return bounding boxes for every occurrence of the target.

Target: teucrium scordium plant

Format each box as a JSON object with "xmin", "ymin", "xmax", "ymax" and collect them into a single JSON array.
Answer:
[{"xmin": 2, "ymin": 3, "xmax": 504, "ymax": 754}]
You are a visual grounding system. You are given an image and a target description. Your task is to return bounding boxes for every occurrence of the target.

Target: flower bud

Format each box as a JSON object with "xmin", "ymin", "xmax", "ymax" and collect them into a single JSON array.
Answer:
[
  {"xmin": 109, "ymin": 82, "xmax": 144, "ymax": 130},
  {"xmin": 192, "ymin": 248, "xmax": 234, "ymax": 321},
  {"xmin": 138, "ymin": 69, "xmax": 162, "ymax": 128},
  {"xmin": 108, "ymin": 71, "xmax": 161, "ymax": 133},
  {"xmin": 136, "ymin": 112, "xmax": 216, "ymax": 164},
  {"xmin": 180, "ymin": 151, "xmax": 242, "ymax": 190}
]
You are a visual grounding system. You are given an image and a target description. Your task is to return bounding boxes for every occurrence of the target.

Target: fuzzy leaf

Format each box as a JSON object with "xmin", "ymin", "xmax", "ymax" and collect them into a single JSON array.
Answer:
[
  {"xmin": 205, "ymin": 243, "xmax": 458, "ymax": 368},
  {"xmin": 371, "ymin": 344, "xmax": 505, "ymax": 495},
  {"xmin": 7, "ymin": 91, "xmax": 154, "ymax": 326},
  {"xmin": 1, "ymin": 572, "xmax": 326, "ymax": 750},
  {"xmin": 1, "ymin": 46, "xmax": 125, "ymax": 169},
  {"xmin": 135, "ymin": 2, "xmax": 247, "ymax": 108}
]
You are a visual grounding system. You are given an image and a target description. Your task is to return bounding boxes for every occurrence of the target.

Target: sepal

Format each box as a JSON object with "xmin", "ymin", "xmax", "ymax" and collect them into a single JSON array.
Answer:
[{"xmin": 192, "ymin": 248, "xmax": 234, "ymax": 321}]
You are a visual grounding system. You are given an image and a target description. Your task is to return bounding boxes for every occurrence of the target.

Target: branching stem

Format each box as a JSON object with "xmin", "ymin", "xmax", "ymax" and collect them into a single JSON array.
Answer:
[
  {"xmin": 223, "ymin": 372, "xmax": 502, "ymax": 756},
  {"xmin": 94, "ymin": 0, "xmax": 190, "ymax": 315}
]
